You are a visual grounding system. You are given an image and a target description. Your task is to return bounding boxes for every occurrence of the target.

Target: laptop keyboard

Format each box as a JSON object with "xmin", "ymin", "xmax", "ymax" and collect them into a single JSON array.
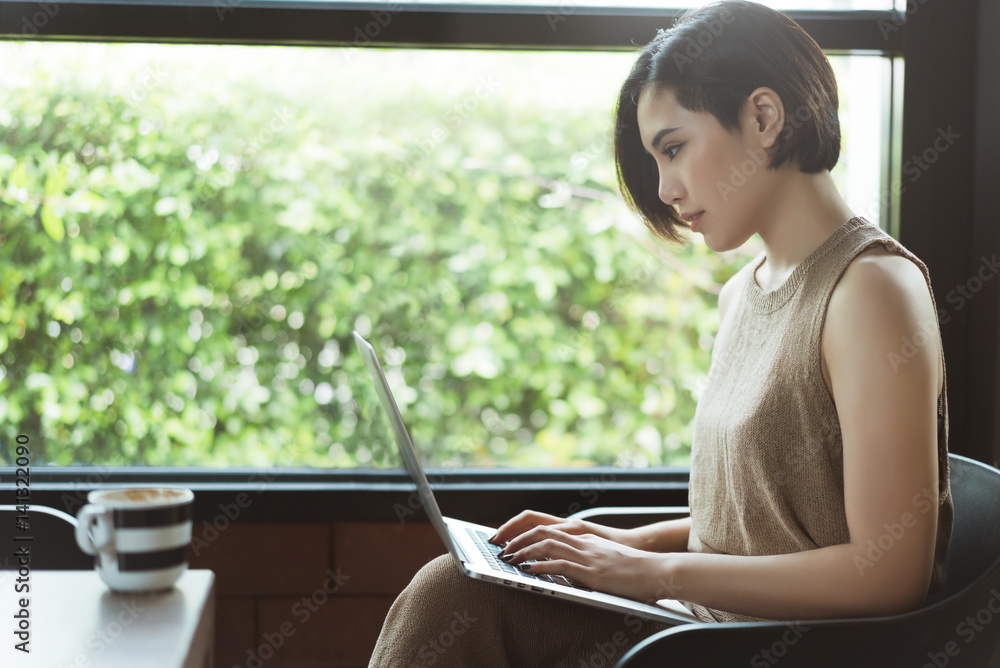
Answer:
[{"xmin": 467, "ymin": 528, "xmax": 591, "ymax": 591}]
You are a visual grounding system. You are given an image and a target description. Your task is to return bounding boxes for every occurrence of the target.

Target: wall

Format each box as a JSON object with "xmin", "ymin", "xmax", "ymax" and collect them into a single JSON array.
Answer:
[{"xmin": 190, "ymin": 521, "xmax": 462, "ymax": 668}]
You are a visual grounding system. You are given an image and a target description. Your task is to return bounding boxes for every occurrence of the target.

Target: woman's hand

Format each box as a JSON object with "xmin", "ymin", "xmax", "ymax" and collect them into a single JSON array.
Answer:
[
  {"xmin": 493, "ymin": 523, "xmax": 678, "ymax": 603},
  {"xmin": 488, "ymin": 509, "xmax": 638, "ymax": 549}
]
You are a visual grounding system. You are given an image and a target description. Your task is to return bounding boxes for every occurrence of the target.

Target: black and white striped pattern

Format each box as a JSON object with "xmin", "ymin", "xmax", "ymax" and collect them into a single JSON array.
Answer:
[{"xmin": 95, "ymin": 501, "xmax": 193, "ymax": 592}]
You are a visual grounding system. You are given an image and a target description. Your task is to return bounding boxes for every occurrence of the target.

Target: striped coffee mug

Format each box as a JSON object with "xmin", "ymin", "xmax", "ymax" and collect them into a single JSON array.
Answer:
[{"xmin": 75, "ymin": 487, "xmax": 194, "ymax": 593}]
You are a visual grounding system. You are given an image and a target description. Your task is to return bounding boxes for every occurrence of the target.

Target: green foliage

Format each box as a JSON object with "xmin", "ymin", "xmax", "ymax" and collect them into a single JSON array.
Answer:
[{"xmin": 0, "ymin": 44, "xmax": 750, "ymax": 469}]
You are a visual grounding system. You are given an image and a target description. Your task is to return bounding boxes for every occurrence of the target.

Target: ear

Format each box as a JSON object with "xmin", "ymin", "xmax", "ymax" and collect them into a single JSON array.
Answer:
[{"xmin": 740, "ymin": 87, "xmax": 785, "ymax": 152}]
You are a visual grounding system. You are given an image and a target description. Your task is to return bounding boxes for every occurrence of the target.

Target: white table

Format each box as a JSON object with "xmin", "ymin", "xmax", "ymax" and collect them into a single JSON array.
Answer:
[{"xmin": 0, "ymin": 569, "xmax": 215, "ymax": 668}]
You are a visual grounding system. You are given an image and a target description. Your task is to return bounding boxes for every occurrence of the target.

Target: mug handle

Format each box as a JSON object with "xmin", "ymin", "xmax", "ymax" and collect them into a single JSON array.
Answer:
[{"xmin": 75, "ymin": 504, "xmax": 114, "ymax": 555}]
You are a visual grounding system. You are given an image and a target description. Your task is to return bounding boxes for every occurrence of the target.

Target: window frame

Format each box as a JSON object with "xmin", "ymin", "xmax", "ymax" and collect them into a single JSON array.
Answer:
[
  {"xmin": 0, "ymin": 3, "xmax": 903, "ymax": 52},
  {"xmin": 1, "ymin": 2, "xmax": 991, "ymax": 523}
]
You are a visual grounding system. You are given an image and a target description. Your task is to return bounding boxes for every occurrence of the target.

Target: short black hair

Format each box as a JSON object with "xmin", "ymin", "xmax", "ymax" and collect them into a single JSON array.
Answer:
[{"xmin": 613, "ymin": 0, "xmax": 842, "ymax": 243}]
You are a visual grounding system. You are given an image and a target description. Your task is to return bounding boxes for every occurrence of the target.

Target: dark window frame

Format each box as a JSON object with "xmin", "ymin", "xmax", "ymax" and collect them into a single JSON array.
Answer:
[
  {"xmin": 1, "ymin": 2, "xmax": 995, "ymax": 525},
  {"xmin": 0, "ymin": 3, "xmax": 903, "ymax": 52}
]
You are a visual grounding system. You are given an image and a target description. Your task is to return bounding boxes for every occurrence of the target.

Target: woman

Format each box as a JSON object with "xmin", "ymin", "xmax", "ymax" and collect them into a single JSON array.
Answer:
[{"xmin": 369, "ymin": 1, "xmax": 952, "ymax": 664}]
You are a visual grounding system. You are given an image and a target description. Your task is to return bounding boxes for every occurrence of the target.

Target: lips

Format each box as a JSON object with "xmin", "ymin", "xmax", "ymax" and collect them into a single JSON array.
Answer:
[{"xmin": 680, "ymin": 210, "xmax": 705, "ymax": 233}]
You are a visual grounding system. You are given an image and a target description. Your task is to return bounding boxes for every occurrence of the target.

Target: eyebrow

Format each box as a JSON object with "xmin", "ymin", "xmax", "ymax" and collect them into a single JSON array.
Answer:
[{"xmin": 648, "ymin": 127, "xmax": 682, "ymax": 153}]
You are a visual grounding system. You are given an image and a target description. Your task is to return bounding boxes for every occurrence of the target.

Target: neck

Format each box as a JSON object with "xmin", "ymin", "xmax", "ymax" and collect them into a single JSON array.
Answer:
[{"xmin": 754, "ymin": 168, "xmax": 856, "ymax": 278}]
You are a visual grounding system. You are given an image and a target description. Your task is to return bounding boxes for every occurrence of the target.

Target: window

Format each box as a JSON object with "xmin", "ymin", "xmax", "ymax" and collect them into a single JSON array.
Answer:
[
  {"xmin": 1, "ymin": 40, "xmax": 894, "ymax": 470},
  {"xmin": 0, "ymin": 2, "xmax": 920, "ymax": 519}
]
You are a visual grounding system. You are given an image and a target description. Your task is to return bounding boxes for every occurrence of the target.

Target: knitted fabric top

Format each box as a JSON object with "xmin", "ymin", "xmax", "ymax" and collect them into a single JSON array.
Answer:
[{"xmin": 680, "ymin": 216, "xmax": 953, "ymax": 623}]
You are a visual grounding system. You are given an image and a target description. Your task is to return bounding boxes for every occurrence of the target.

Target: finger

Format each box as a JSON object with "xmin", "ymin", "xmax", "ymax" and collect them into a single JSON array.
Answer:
[
  {"xmin": 517, "ymin": 558, "xmax": 590, "ymax": 586},
  {"xmin": 489, "ymin": 510, "xmax": 536, "ymax": 545},
  {"xmin": 511, "ymin": 537, "xmax": 586, "ymax": 566},
  {"xmin": 503, "ymin": 528, "xmax": 589, "ymax": 562},
  {"xmin": 500, "ymin": 523, "xmax": 564, "ymax": 554},
  {"xmin": 490, "ymin": 510, "xmax": 561, "ymax": 545}
]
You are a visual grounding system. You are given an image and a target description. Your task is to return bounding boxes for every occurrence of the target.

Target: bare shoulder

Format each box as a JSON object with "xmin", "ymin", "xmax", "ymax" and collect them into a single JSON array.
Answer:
[
  {"xmin": 835, "ymin": 246, "xmax": 927, "ymax": 294},
  {"xmin": 822, "ymin": 246, "xmax": 943, "ymax": 397},
  {"xmin": 832, "ymin": 246, "xmax": 934, "ymax": 315}
]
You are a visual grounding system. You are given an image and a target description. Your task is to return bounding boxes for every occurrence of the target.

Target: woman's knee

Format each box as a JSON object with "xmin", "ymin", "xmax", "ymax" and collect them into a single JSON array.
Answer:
[
  {"xmin": 405, "ymin": 554, "xmax": 469, "ymax": 595},
  {"xmin": 395, "ymin": 553, "xmax": 492, "ymax": 614}
]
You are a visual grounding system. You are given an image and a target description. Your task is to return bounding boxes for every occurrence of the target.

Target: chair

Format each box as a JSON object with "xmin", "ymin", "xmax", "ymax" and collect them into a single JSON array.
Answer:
[{"xmin": 570, "ymin": 453, "xmax": 1000, "ymax": 668}]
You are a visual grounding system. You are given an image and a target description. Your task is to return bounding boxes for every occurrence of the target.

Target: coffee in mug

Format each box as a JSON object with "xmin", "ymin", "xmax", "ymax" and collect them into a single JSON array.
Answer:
[{"xmin": 75, "ymin": 487, "xmax": 194, "ymax": 593}]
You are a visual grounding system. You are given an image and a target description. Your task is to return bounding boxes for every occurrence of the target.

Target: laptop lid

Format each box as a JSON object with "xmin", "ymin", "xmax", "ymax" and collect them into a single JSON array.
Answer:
[{"xmin": 352, "ymin": 331, "xmax": 469, "ymax": 565}]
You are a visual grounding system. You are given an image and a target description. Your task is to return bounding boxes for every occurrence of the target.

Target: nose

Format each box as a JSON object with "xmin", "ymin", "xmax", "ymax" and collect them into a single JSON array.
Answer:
[{"xmin": 657, "ymin": 164, "xmax": 684, "ymax": 206}]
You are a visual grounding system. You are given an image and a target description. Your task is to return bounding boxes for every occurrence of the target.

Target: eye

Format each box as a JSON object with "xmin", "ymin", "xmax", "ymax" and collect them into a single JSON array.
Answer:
[{"xmin": 661, "ymin": 143, "xmax": 683, "ymax": 160}]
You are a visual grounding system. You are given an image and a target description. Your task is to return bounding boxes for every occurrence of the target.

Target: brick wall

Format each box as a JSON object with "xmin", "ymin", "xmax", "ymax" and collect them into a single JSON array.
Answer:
[{"xmin": 190, "ymin": 521, "xmax": 490, "ymax": 668}]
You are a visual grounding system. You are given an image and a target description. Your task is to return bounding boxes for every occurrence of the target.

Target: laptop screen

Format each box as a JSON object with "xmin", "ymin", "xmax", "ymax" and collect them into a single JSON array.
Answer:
[{"xmin": 353, "ymin": 331, "xmax": 467, "ymax": 564}]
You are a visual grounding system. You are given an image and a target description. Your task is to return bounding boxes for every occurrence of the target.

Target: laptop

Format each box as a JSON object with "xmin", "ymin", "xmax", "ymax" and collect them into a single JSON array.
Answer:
[{"xmin": 352, "ymin": 331, "xmax": 698, "ymax": 625}]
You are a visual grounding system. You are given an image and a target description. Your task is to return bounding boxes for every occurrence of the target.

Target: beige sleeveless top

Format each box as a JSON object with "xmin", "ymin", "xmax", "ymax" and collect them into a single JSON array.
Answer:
[{"xmin": 681, "ymin": 216, "xmax": 953, "ymax": 623}]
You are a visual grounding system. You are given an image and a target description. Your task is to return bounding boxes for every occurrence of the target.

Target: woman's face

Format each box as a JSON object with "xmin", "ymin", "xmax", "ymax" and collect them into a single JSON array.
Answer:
[{"xmin": 636, "ymin": 85, "xmax": 774, "ymax": 252}]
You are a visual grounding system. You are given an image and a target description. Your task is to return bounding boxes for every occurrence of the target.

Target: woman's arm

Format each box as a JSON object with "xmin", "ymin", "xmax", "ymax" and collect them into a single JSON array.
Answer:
[
  {"xmin": 621, "ymin": 516, "xmax": 691, "ymax": 553},
  {"xmin": 502, "ymin": 251, "xmax": 943, "ymax": 619}
]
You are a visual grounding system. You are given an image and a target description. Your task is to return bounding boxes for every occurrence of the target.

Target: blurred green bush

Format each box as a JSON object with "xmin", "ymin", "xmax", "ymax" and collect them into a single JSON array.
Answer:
[{"xmin": 0, "ymin": 44, "xmax": 750, "ymax": 469}]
